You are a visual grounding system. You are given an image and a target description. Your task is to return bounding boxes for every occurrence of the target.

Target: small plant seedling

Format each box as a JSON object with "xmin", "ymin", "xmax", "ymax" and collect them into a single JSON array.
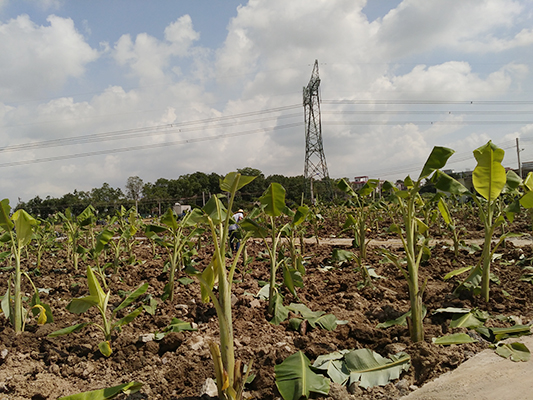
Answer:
[{"xmin": 49, "ymin": 265, "xmax": 148, "ymax": 356}]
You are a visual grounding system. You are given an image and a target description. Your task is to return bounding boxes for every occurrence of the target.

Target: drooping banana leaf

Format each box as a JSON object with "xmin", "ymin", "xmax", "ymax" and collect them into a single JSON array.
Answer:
[
  {"xmin": 48, "ymin": 322, "xmax": 90, "ymax": 337},
  {"xmin": 344, "ymin": 349, "xmax": 410, "ymax": 389},
  {"xmin": 57, "ymin": 381, "xmax": 143, "ymax": 400},
  {"xmin": 270, "ymin": 292, "xmax": 288, "ymax": 325},
  {"xmin": 113, "ymin": 282, "xmax": 149, "ymax": 314},
  {"xmin": 275, "ymin": 351, "xmax": 330, "ymax": 400}
]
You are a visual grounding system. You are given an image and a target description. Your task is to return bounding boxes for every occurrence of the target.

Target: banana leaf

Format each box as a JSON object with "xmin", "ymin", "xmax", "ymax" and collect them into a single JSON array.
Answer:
[
  {"xmin": 312, "ymin": 350, "xmax": 351, "ymax": 385},
  {"xmin": 432, "ymin": 333, "xmax": 478, "ymax": 345},
  {"xmin": 57, "ymin": 381, "xmax": 142, "ymax": 400},
  {"xmin": 113, "ymin": 283, "xmax": 148, "ymax": 314},
  {"xmin": 344, "ymin": 349, "xmax": 410, "ymax": 389},
  {"xmin": 275, "ymin": 351, "xmax": 329, "ymax": 400},
  {"xmin": 494, "ymin": 342, "xmax": 530, "ymax": 362}
]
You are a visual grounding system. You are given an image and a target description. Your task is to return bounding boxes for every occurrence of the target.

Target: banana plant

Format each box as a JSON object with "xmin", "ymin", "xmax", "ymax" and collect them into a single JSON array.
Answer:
[
  {"xmin": 145, "ymin": 208, "xmax": 202, "ymax": 302},
  {"xmin": 58, "ymin": 206, "xmax": 95, "ymax": 270},
  {"xmin": 0, "ymin": 199, "xmax": 45, "ymax": 333},
  {"xmin": 104, "ymin": 206, "xmax": 141, "ymax": 271},
  {"xmin": 435, "ymin": 141, "xmax": 533, "ymax": 302},
  {"xmin": 380, "ymin": 146, "xmax": 454, "ymax": 342},
  {"xmin": 241, "ymin": 183, "xmax": 302, "ymax": 315},
  {"xmin": 281, "ymin": 205, "xmax": 309, "ymax": 281},
  {"xmin": 32, "ymin": 216, "xmax": 60, "ymax": 268},
  {"xmin": 186, "ymin": 172, "xmax": 255, "ymax": 400},
  {"xmin": 337, "ymin": 178, "xmax": 379, "ymax": 286},
  {"xmin": 49, "ymin": 264, "xmax": 148, "ymax": 356}
]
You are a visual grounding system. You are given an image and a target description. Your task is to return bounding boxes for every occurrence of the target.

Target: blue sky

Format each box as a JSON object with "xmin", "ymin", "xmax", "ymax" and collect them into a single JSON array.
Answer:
[{"xmin": 1, "ymin": 0, "xmax": 533, "ymax": 205}]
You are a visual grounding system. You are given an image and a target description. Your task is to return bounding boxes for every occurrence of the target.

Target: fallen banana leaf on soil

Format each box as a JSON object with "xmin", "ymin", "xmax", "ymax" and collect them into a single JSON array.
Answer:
[
  {"xmin": 476, "ymin": 325, "xmax": 532, "ymax": 342},
  {"xmin": 312, "ymin": 350, "xmax": 351, "ymax": 385},
  {"xmin": 432, "ymin": 333, "xmax": 478, "ymax": 345},
  {"xmin": 57, "ymin": 381, "xmax": 143, "ymax": 400},
  {"xmin": 344, "ymin": 349, "xmax": 411, "ymax": 389},
  {"xmin": 275, "ymin": 350, "xmax": 330, "ymax": 400}
]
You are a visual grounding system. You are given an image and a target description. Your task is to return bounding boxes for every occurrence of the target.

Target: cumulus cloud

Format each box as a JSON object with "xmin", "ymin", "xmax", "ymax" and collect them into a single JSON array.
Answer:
[
  {"xmin": 377, "ymin": 0, "xmax": 529, "ymax": 56},
  {"xmin": 0, "ymin": 14, "xmax": 99, "ymax": 102},
  {"xmin": 2, "ymin": 1, "xmax": 533, "ymax": 204},
  {"xmin": 373, "ymin": 61, "xmax": 525, "ymax": 101},
  {"xmin": 113, "ymin": 15, "xmax": 200, "ymax": 83}
]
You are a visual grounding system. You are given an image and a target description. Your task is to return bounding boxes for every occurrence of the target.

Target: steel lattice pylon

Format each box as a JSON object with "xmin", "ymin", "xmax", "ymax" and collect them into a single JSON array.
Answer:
[{"xmin": 303, "ymin": 60, "xmax": 331, "ymax": 202}]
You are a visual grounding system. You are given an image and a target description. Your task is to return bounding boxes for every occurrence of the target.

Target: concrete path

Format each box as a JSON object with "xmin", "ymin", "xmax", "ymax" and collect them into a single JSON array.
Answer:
[{"xmin": 401, "ymin": 335, "xmax": 533, "ymax": 400}]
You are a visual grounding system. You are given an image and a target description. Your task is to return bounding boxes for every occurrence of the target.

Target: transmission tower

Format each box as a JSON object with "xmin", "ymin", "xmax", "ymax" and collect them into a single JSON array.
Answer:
[{"xmin": 303, "ymin": 60, "xmax": 331, "ymax": 203}]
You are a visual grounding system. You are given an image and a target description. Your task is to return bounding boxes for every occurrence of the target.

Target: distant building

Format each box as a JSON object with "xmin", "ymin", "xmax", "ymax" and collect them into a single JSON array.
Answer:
[{"xmin": 353, "ymin": 176, "xmax": 368, "ymax": 190}]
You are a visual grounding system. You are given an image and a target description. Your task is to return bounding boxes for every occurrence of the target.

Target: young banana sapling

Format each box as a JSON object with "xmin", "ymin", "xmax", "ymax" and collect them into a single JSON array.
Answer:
[
  {"xmin": 186, "ymin": 172, "xmax": 255, "ymax": 400},
  {"xmin": 49, "ymin": 265, "xmax": 148, "ymax": 356},
  {"xmin": 434, "ymin": 141, "xmax": 533, "ymax": 302},
  {"xmin": 337, "ymin": 178, "xmax": 379, "ymax": 286},
  {"xmin": 0, "ymin": 200, "xmax": 52, "ymax": 333},
  {"xmin": 380, "ymin": 146, "xmax": 454, "ymax": 342}
]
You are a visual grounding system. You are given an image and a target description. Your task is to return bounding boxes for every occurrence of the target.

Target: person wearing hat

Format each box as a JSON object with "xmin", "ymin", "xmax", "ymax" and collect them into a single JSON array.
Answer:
[{"xmin": 229, "ymin": 209, "xmax": 244, "ymax": 252}]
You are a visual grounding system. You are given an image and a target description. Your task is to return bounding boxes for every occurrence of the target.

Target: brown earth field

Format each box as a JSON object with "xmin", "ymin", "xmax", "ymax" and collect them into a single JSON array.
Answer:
[{"xmin": 0, "ymin": 217, "xmax": 533, "ymax": 400}]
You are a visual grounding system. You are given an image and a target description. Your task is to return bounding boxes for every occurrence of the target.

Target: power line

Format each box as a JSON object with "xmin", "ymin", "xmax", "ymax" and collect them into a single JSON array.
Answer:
[
  {"xmin": 325, "ymin": 120, "xmax": 533, "ymax": 126},
  {"xmin": 0, "ymin": 104, "xmax": 301, "ymax": 154},
  {"xmin": 0, "ymin": 122, "xmax": 303, "ymax": 168},
  {"xmin": 322, "ymin": 99, "xmax": 533, "ymax": 105}
]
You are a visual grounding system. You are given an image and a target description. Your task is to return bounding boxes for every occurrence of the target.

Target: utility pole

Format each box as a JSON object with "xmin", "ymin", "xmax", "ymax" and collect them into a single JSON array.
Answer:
[
  {"xmin": 517, "ymin": 138, "xmax": 522, "ymax": 178},
  {"xmin": 303, "ymin": 60, "xmax": 331, "ymax": 203}
]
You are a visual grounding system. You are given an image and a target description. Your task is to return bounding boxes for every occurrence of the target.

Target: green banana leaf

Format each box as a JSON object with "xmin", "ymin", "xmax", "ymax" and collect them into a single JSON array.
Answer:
[
  {"xmin": 113, "ymin": 283, "xmax": 149, "ymax": 314},
  {"xmin": 48, "ymin": 322, "xmax": 90, "ymax": 337},
  {"xmin": 270, "ymin": 292, "xmax": 288, "ymax": 325},
  {"xmin": 476, "ymin": 325, "xmax": 532, "ymax": 342},
  {"xmin": 344, "ymin": 349, "xmax": 410, "ymax": 389},
  {"xmin": 164, "ymin": 317, "xmax": 197, "ymax": 333},
  {"xmin": 0, "ymin": 199, "xmax": 14, "ymax": 231},
  {"xmin": 472, "ymin": 141, "xmax": 506, "ymax": 202},
  {"xmin": 337, "ymin": 178, "xmax": 357, "ymax": 197},
  {"xmin": 57, "ymin": 381, "xmax": 143, "ymax": 400},
  {"xmin": 203, "ymin": 195, "xmax": 227, "ymax": 226},
  {"xmin": 219, "ymin": 171, "xmax": 256, "ymax": 192},
  {"xmin": 66, "ymin": 296, "xmax": 100, "ymax": 314},
  {"xmin": 418, "ymin": 146, "xmax": 455, "ymax": 181},
  {"xmin": 12, "ymin": 209, "xmax": 37, "ymax": 248},
  {"xmin": 94, "ymin": 228, "xmax": 114, "ymax": 254},
  {"xmin": 450, "ymin": 312, "xmax": 485, "ymax": 328},
  {"xmin": 432, "ymin": 333, "xmax": 478, "ymax": 345},
  {"xmin": 112, "ymin": 306, "xmax": 143, "ymax": 329},
  {"xmin": 494, "ymin": 342, "xmax": 530, "ymax": 362},
  {"xmin": 260, "ymin": 182, "xmax": 286, "ymax": 217},
  {"xmin": 275, "ymin": 351, "xmax": 330, "ymax": 400},
  {"xmin": 312, "ymin": 350, "xmax": 351, "ymax": 385}
]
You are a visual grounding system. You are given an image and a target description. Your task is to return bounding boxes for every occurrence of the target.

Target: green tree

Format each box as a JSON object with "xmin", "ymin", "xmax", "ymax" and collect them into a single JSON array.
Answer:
[
  {"xmin": 91, "ymin": 183, "xmax": 124, "ymax": 215},
  {"xmin": 125, "ymin": 176, "xmax": 144, "ymax": 213}
]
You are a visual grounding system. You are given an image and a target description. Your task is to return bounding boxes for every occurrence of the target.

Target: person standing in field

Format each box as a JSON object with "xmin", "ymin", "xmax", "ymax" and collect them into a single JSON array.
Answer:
[{"xmin": 229, "ymin": 209, "xmax": 244, "ymax": 252}]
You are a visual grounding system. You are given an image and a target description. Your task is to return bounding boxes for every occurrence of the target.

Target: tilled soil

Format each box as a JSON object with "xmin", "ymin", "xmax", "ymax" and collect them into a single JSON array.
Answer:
[{"xmin": 0, "ymin": 228, "xmax": 533, "ymax": 399}]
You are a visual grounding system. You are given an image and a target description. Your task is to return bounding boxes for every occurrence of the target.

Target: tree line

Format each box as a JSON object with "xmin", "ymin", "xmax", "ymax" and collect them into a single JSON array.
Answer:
[{"xmin": 16, "ymin": 167, "xmax": 336, "ymax": 218}]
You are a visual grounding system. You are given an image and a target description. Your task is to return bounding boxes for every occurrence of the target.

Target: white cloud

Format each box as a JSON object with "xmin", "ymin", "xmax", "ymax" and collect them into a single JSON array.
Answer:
[
  {"xmin": 374, "ymin": 61, "xmax": 525, "ymax": 100},
  {"xmin": 377, "ymin": 0, "xmax": 529, "ymax": 56},
  {"xmin": 2, "ymin": 1, "xmax": 533, "ymax": 205},
  {"xmin": 0, "ymin": 14, "xmax": 99, "ymax": 102},
  {"xmin": 113, "ymin": 15, "xmax": 200, "ymax": 83}
]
